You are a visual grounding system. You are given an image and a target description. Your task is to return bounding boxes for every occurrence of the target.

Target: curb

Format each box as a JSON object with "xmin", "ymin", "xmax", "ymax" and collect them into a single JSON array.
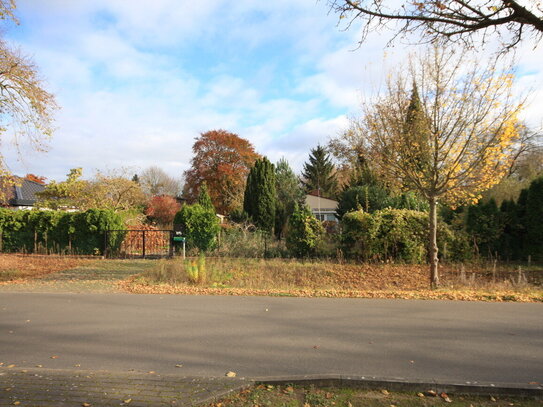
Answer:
[{"xmin": 251, "ymin": 375, "xmax": 543, "ymax": 399}]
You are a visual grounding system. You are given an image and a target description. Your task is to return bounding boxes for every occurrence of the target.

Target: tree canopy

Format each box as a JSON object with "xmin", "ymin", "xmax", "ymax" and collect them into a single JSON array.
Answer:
[
  {"xmin": 183, "ymin": 129, "xmax": 260, "ymax": 214},
  {"xmin": 0, "ymin": 1, "xmax": 57, "ymax": 197},
  {"xmin": 329, "ymin": 0, "xmax": 543, "ymax": 50}
]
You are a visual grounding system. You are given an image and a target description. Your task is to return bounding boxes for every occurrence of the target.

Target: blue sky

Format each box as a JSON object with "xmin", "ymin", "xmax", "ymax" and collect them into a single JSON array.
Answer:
[{"xmin": 3, "ymin": 1, "xmax": 543, "ymax": 182}]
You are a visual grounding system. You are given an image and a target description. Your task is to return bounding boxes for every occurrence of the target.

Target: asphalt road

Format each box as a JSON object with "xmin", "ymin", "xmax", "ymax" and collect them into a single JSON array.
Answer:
[{"xmin": 1, "ymin": 293, "xmax": 541, "ymax": 385}]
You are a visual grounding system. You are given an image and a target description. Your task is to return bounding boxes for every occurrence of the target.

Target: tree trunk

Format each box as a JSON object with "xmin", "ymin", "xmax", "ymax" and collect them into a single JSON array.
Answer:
[{"xmin": 429, "ymin": 196, "xmax": 440, "ymax": 288}]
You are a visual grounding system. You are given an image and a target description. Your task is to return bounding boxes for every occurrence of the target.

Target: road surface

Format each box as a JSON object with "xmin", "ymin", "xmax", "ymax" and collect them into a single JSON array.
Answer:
[{"xmin": 1, "ymin": 293, "xmax": 541, "ymax": 385}]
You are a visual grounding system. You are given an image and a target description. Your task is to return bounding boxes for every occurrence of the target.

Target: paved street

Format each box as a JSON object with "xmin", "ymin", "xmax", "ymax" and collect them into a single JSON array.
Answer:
[{"xmin": 1, "ymin": 293, "xmax": 542, "ymax": 386}]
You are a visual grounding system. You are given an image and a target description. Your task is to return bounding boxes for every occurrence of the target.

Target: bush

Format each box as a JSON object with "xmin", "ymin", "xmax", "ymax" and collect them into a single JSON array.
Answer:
[
  {"xmin": 286, "ymin": 204, "xmax": 324, "ymax": 257},
  {"xmin": 341, "ymin": 208, "xmax": 469, "ymax": 263},
  {"xmin": 174, "ymin": 204, "xmax": 220, "ymax": 252}
]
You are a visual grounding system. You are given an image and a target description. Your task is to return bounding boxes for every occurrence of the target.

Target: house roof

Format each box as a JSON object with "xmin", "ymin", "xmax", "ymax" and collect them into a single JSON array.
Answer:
[
  {"xmin": 305, "ymin": 194, "xmax": 338, "ymax": 212},
  {"xmin": 0, "ymin": 177, "xmax": 46, "ymax": 207}
]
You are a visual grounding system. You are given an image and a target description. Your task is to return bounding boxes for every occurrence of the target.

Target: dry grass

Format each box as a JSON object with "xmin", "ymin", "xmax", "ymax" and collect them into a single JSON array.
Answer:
[
  {"xmin": 208, "ymin": 384, "xmax": 542, "ymax": 407},
  {"xmin": 0, "ymin": 254, "xmax": 91, "ymax": 283},
  {"xmin": 121, "ymin": 257, "xmax": 543, "ymax": 302}
]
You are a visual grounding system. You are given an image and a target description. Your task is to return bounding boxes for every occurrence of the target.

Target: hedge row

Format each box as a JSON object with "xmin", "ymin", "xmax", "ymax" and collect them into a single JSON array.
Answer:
[
  {"xmin": 341, "ymin": 208, "xmax": 470, "ymax": 263},
  {"xmin": 0, "ymin": 209, "xmax": 125, "ymax": 255}
]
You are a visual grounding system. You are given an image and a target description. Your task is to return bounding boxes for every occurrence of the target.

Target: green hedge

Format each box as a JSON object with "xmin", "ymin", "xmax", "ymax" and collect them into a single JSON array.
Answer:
[
  {"xmin": 341, "ymin": 208, "xmax": 471, "ymax": 263},
  {"xmin": 0, "ymin": 208, "xmax": 124, "ymax": 255}
]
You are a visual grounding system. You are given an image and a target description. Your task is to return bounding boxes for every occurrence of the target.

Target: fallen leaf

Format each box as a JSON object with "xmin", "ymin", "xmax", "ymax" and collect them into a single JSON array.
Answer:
[
  {"xmin": 148, "ymin": 371, "xmax": 156, "ymax": 374},
  {"xmin": 5, "ymin": 388, "xmax": 12, "ymax": 391},
  {"xmin": 381, "ymin": 389, "xmax": 389, "ymax": 395},
  {"xmin": 13, "ymin": 402, "xmax": 20, "ymax": 406},
  {"xmin": 427, "ymin": 390, "xmax": 437, "ymax": 397},
  {"xmin": 529, "ymin": 381, "xmax": 539, "ymax": 385},
  {"xmin": 74, "ymin": 364, "xmax": 81, "ymax": 367},
  {"xmin": 313, "ymin": 345, "xmax": 319, "ymax": 349},
  {"xmin": 283, "ymin": 386, "xmax": 294, "ymax": 394},
  {"xmin": 35, "ymin": 365, "xmax": 43, "ymax": 368},
  {"xmin": 417, "ymin": 392, "xmax": 425, "ymax": 398},
  {"xmin": 490, "ymin": 396, "xmax": 497, "ymax": 402},
  {"xmin": 175, "ymin": 364, "xmax": 183, "ymax": 368},
  {"xmin": 325, "ymin": 392, "xmax": 333, "ymax": 399},
  {"xmin": 123, "ymin": 398, "xmax": 132, "ymax": 404},
  {"xmin": 50, "ymin": 355, "xmax": 58, "ymax": 359},
  {"xmin": 7, "ymin": 364, "xmax": 15, "ymax": 368},
  {"xmin": 225, "ymin": 371, "xmax": 236, "ymax": 377},
  {"xmin": 303, "ymin": 404, "xmax": 310, "ymax": 407},
  {"xmin": 82, "ymin": 403, "xmax": 91, "ymax": 407},
  {"xmin": 347, "ymin": 402, "xmax": 353, "ymax": 407}
]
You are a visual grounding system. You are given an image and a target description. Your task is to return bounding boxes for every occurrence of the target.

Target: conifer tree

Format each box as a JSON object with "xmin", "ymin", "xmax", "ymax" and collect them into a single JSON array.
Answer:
[
  {"xmin": 243, "ymin": 157, "xmax": 276, "ymax": 232},
  {"xmin": 198, "ymin": 182, "xmax": 215, "ymax": 213},
  {"xmin": 301, "ymin": 145, "xmax": 338, "ymax": 198}
]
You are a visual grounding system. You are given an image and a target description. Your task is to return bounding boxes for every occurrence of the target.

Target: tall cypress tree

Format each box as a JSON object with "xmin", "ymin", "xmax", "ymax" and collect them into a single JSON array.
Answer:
[
  {"xmin": 301, "ymin": 145, "xmax": 338, "ymax": 198},
  {"xmin": 243, "ymin": 157, "xmax": 276, "ymax": 232}
]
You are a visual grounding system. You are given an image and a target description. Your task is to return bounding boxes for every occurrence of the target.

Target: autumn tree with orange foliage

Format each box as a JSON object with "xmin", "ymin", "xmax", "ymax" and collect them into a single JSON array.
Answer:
[
  {"xmin": 145, "ymin": 195, "xmax": 181, "ymax": 226},
  {"xmin": 183, "ymin": 129, "xmax": 260, "ymax": 214},
  {"xmin": 351, "ymin": 46, "xmax": 523, "ymax": 288}
]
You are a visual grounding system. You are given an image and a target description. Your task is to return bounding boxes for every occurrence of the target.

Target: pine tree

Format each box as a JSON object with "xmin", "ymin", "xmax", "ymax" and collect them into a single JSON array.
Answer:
[
  {"xmin": 301, "ymin": 145, "xmax": 338, "ymax": 198},
  {"xmin": 243, "ymin": 157, "xmax": 276, "ymax": 232},
  {"xmin": 198, "ymin": 182, "xmax": 215, "ymax": 213}
]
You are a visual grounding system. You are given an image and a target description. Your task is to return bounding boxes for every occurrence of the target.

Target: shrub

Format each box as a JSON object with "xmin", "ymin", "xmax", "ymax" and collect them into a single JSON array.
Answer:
[
  {"xmin": 341, "ymin": 208, "xmax": 469, "ymax": 263},
  {"xmin": 174, "ymin": 204, "xmax": 220, "ymax": 252},
  {"xmin": 286, "ymin": 204, "xmax": 324, "ymax": 257}
]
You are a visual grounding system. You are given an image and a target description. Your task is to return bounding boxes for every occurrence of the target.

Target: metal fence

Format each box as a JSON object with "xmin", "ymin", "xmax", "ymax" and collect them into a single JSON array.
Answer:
[{"xmin": 104, "ymin": 229, "xmax": 174, "ymax": 259}]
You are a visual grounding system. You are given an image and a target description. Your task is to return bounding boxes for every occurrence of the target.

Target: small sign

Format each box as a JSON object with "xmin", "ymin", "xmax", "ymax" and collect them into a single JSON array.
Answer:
[{"xmin": 173, "ymin": 236, "xmax": 186, "ymax": 243}]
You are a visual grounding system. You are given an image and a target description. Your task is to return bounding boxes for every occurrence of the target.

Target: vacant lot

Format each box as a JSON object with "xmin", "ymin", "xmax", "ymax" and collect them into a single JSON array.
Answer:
[
  {"xmin": 122, "ymin": 257, "xmax": 543, "ymax": 302},
  {"xmin": 0, "ymin": 254, "xmax": 90, "ymax": 282},
  {"xmin": 208, "ymin": 384, "xmax": 542, "ymax": 407},
  {"xmin": 0, "ymin": 256, "xmax": 154, "ymax": 293}
]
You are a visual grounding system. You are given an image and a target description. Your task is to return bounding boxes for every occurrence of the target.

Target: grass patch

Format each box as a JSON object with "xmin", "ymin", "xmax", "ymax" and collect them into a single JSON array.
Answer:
[
  {"xmin": 0, "ymin": 254, "xmax": 91, "ymax": 282},
  {"xmin": 208, "ymin": 384, "xmax": 542, "ymax": 407},
  {"xmin": 120, "ymin": 257, "xmax": 543, "ymax": 302}
]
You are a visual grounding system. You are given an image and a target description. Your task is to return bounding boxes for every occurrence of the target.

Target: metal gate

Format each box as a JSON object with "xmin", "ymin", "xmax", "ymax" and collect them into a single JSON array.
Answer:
[{"xmin": 105, "ymin": 229, "xmax": 173, "ymax": 259}]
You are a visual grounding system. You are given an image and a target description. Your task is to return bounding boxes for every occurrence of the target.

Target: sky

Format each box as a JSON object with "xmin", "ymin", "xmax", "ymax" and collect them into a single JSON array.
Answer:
[{"xmin": 3, "ymin": 0, "xmax": 543, "ymax": 182}]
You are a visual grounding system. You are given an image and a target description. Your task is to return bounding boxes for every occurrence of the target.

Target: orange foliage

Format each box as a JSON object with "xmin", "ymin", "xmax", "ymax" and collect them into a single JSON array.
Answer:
[
  {"xmin": 25, "ymin": 173, "xmax": 47, "ymax": 184},
  {"xmin": 183, "ymin": 129, "xmax": 260, "ymax": 214},
  {"xmin": 145, "ymin": 195, "xmax": 180, "ymax": 225}
]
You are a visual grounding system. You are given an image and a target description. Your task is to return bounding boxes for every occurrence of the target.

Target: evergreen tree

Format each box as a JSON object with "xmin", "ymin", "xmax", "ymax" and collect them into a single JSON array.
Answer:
[
  {"xmin": 525, "ymin": 176, "xmax": 543, "ymax": 261},
  {"xmin": 198, "ymin": 182, "xmax": 215, "ymax": 213},
  {"xmin": 466, "ymin": 199, "xmax": 503, "ymax": 258},
  {"xmin": 274, "ymin": 158, "xmax": 304, "ymax": 239},
  {"xmin": 243, "ymin": 157, "xmax": 276, "ymax": 232},
  {"xmin": 301, "ymin": 145, "xmax": 338, "ymax": 198},
  {"xmin": 403, "ymin": 82, "xmax": 432, "ymax": 177}
]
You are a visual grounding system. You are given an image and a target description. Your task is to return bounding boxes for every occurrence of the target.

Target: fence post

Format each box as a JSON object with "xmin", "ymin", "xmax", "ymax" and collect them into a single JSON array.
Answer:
[
  {"xmin": 142, "ymin": 230, "xmax": 146, "ymax": 259},
  {"xmin": 169, "ymin": 231, "xmax": 174, "ymax": 258},
  {"xmin": 104, "ymin": 230, "xmax": 108, "ymax": 259}
]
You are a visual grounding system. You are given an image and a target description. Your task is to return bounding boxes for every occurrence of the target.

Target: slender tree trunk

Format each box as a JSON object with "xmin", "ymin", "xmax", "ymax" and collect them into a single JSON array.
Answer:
[{"xmin": 429, "ymin": 196, "xmax": 439, "ymax": 288}]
